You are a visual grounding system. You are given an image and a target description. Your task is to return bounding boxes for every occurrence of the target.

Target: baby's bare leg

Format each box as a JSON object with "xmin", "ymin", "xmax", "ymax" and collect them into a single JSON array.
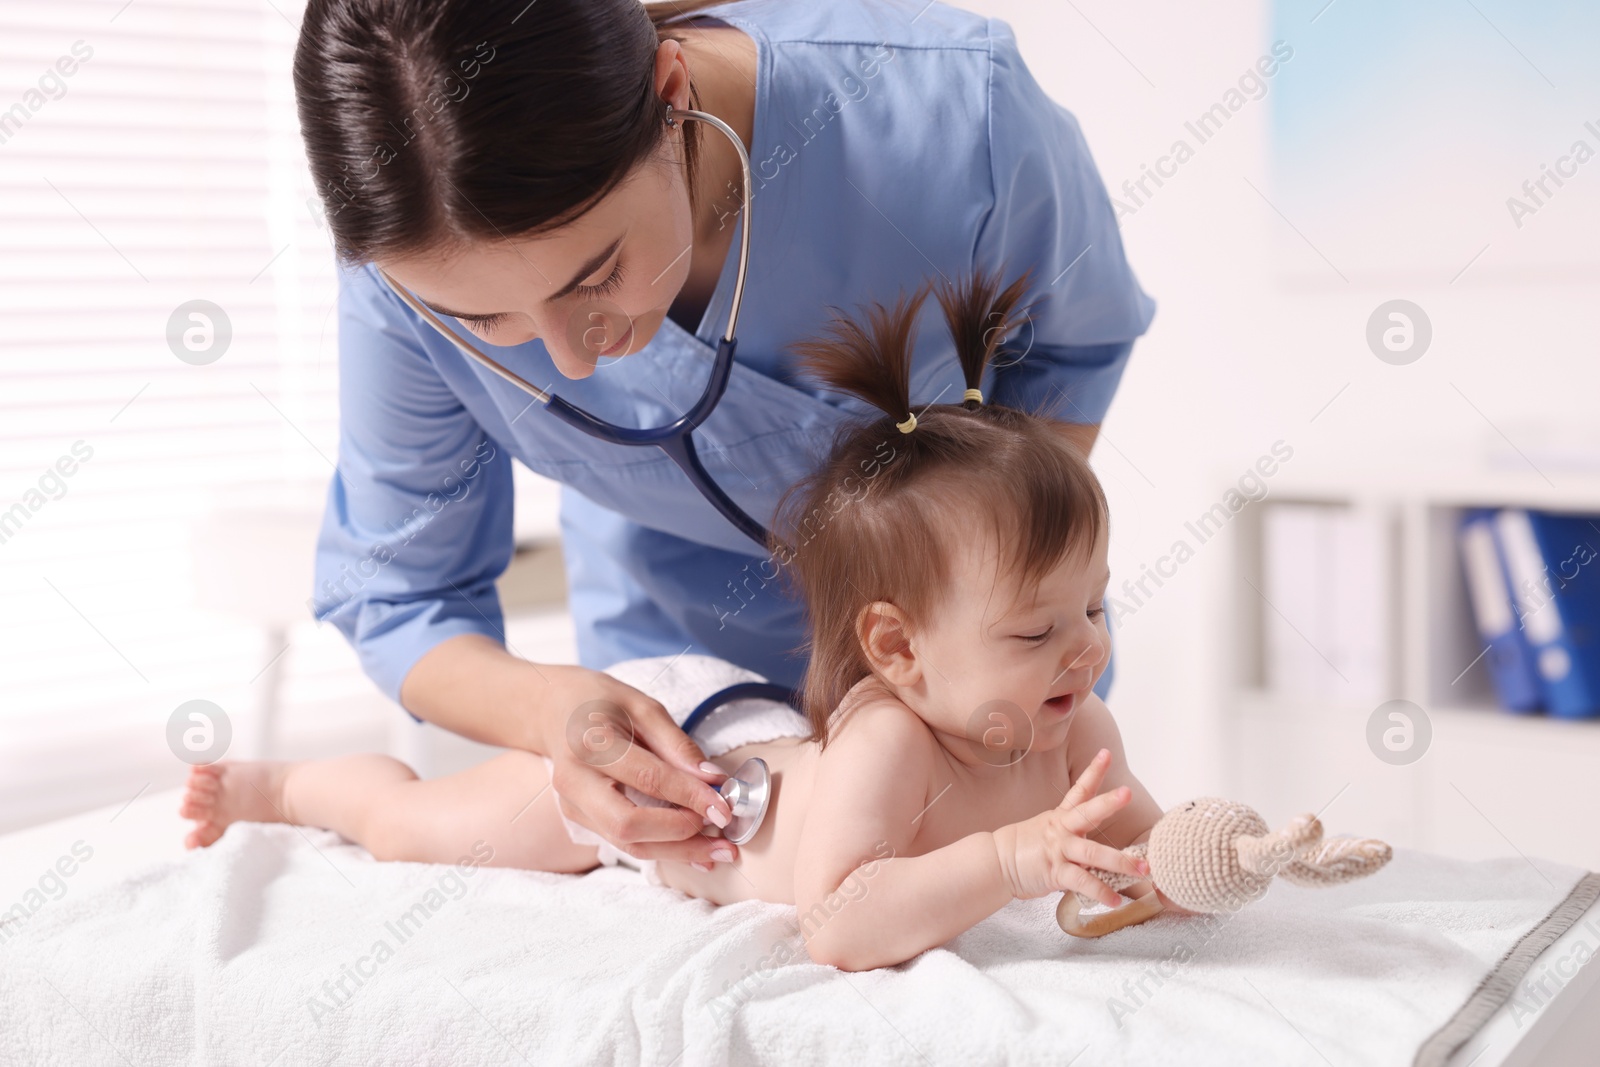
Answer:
[{"xmin": 181, "ymin": 751, "xmax": 600, "ymax": 873}]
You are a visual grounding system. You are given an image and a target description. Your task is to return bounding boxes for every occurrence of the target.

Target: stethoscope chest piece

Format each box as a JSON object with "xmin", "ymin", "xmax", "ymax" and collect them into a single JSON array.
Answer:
[{"xmin": 717, "ymin": 757, "xmax": 771, "ymax": 845}]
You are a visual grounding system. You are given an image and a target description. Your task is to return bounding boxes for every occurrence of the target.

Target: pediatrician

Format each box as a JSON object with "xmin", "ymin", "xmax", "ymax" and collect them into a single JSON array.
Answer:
[{"xmin": 295, "ymin": 0, "xmax": 1154, "ymax": 870}]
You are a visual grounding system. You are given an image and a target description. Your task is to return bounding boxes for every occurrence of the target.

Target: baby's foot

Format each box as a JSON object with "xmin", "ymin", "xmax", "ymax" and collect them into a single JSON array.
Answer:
[{"xmin": 179, "ymin": 761, "xmax": 292, "ymax": 849}]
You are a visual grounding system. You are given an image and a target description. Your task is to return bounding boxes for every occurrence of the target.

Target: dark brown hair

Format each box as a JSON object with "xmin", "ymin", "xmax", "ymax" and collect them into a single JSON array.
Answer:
[
  {"xmin": 771, "ymin": 269, "xmax": 1109, "ymax": 746},
  {"xmin": 293, "ymin": 0, "xmax": 730, "ymax": 263}
]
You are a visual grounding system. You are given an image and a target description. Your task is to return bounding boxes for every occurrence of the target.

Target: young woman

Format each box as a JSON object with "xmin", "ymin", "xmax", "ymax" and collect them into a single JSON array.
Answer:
[{"xmin": 294, "ymin": 0, "xmax": 1155, "ymax": 871}]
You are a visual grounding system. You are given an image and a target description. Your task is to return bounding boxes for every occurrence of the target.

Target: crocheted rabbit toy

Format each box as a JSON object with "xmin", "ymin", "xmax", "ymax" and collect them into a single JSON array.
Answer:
[{"xmin": 1056, "ymin": 797, "xmax": 1393, "ymax": 937}]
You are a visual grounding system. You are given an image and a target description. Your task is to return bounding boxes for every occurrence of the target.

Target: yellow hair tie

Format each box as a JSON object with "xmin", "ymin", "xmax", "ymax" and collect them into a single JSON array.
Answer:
[
  {"xmin": 962, "ymin": 388, "xmax": 984, "ymax": 404},
  {"xmin": 895, "ymin": 412, "xmax": 918, "ymax": 434}
]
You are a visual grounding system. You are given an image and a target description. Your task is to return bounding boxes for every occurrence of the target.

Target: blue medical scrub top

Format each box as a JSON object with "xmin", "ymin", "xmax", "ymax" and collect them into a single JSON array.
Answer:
[{"xmin": 312, "ymin": 0, "xmax": 1156, "ymax": 709}]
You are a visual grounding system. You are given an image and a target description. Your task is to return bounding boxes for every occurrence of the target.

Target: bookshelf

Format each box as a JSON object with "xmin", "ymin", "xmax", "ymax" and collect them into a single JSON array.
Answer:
[{"xmin": 1222, "ymin": 462, "xmax": 1600, "ymax": 872}]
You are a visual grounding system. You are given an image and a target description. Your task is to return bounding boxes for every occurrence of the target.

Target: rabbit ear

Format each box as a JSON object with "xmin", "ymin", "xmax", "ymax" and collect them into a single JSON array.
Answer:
[
  {"xmin": 1236, "ymin": 813, "xmax": 1323, "ymax": 877},
  {"xmin": 1276, "ymin": 837, "xmax": 1393, "ymax": 888}
]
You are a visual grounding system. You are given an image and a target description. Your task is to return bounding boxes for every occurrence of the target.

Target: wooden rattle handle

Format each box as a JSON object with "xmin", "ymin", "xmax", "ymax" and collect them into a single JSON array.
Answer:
[{"xmin": 1055, "ymin": 885, "xmax": 1165, "ymax": 938}]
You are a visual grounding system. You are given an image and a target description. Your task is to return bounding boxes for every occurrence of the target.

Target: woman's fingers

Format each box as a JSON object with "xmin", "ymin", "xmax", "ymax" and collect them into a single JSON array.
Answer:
[
  {"xmin": 556, "ymin": 786, "xmax": 736, "ymax": 866},
  {"xmin": 623, "ymin": 692, "xmax": 727, "ymax": 784},
  {"xmin": 612, "ymin": 690, "xmax": 733, "ymax": 823},
  {"xmin": 606, "ymin": 739, "xmax": 732, "ymax": 827},
  {"xmin": 538, "ymin": 670, "xmax": 745, "ymax": 865},
  {"xmin": 626, "ymin": 833, "xmax": 738, "ymax": 865},
  {"xmin": 553, "ymin": 757, "xmax": 702, "ymax": 846},
  {"xmin": 561, "ymin": 688, "xmax": 733, "ymax": 827}
]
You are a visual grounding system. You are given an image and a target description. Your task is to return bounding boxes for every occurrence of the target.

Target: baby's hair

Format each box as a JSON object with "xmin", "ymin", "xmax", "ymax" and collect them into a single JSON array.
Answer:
[{"xmin": 770, "ymin": 268, "xmax": 1109, "ymax": 746}]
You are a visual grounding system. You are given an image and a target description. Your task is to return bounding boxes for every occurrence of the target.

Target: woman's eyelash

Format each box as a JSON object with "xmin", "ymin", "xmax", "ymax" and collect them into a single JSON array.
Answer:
[
  {"xmin": 458, "ymin": 260, "xmax": 625, "ymax": 332},
  {"xmin": 577, "ymin": 261, "xmax": 626, "ymax": 297}
]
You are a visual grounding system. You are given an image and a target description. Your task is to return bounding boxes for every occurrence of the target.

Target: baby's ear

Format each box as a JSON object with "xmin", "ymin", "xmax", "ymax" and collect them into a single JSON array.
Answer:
[{"xmin": 854, "ymin": 601, "xmax": 917, "ymax": 685}]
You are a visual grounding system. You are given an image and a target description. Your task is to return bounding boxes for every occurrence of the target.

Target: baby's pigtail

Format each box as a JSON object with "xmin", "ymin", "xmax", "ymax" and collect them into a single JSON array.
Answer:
[
  {"xmin": 789, "ymin": 285, "xmax": 930, "ymax": 431},
  {"xmin": 933, "ymin": 267, "xmax": 1034, "ymax": 410}
]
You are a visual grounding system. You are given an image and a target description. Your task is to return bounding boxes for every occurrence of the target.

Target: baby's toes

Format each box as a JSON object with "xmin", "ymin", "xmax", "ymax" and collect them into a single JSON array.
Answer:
[
  {"xmin": 179, "ymin": 793, "xmax": 210, "ymax": 820},
  {"xmin": 179, "ymin": 781, "xmax": 214, "ymax": 811},
  {"xmin": 187, "ymin": 765, "xmax": 221, "ymax": 791},
  {"xmin": 184, "ymin": 822, "xmax": 224, "ymax": 850},
  {"xmin": 179, "ymin": 772, "xmax": 220, "ymax": 819}
]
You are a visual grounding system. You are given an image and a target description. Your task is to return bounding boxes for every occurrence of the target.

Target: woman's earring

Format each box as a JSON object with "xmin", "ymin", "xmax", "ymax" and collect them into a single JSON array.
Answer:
[{"xmin": 664, "ymin": 102, "xmax": 677, "ymax": 129}]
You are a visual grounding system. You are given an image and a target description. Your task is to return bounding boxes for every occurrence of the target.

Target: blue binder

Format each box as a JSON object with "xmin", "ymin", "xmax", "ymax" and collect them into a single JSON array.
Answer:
[
  {"xmin": 1457, "ymin": 509, "xmax": 1542, "ymax": 712},
  {"xmin": 1495, "ymin": 509, "xmax": 1600, "ymax": 719}
]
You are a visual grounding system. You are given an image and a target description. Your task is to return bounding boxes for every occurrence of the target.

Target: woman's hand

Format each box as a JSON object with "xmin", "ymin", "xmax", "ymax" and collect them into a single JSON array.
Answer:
[
  {"xmin": 534, "ymin": 665, "xmax": 738, "ymax": 867},
  {"xmin": 990, "ymin": 748, "xmax": 1151, "ymax": 905}
]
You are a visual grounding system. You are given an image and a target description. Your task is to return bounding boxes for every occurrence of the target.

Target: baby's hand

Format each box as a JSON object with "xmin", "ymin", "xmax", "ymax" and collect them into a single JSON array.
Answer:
[{"xmin": 991, "ymin": 749, "xmax": 1151, "ymax": 904}]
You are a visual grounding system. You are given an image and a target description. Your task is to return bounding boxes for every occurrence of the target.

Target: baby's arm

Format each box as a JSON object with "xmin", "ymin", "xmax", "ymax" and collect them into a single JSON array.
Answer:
[
  {"xmin": 1062, "ymin": 694, "xmax": 1197, "ymax": 915},
  {"xmin": 1063, "ymin": 693, "xmax": 1163, "ymax": 848},
  {"xmin": 791, "ymin": 698, "xmax": 1142, "ymax": 971},
  {"xmin": 791, "ymin": 700, "xmax": 999, "ymax": 971}
]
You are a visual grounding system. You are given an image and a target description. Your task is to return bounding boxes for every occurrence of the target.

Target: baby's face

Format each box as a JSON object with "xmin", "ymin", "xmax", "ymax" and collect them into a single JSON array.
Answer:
[{"xmin": 908, "ymin": 515, "xmax": 1110, "ymax": 761}]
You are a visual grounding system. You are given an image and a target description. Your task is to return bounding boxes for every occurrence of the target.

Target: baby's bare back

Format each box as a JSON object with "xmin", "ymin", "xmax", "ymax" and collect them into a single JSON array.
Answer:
[
  {"xmin": 655, "ymin": 736, "xmax": 821, "ymax": 904},
  {"xmin": 656, "ymin": 701, "xmax": 1076, "ymax": 906}
]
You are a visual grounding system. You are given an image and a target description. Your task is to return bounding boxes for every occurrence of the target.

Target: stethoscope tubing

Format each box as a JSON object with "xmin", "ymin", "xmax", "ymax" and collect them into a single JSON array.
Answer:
[
  {"xmin": 374, "ymin": 107, "xmax": 775, "ymax": 550},
  {"xmin": 680, "ymin": 681, "xmax": 802, "ymax": 738}
]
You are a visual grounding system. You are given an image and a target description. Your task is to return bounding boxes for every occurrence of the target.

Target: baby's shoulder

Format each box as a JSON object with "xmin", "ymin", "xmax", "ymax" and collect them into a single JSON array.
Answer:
[
  {"xmin": 1061, "ymin": 691, "xmax": 1123, "ymax": 781},
  {"xmin": 805, "ymin": 678, "xmax": 942, "ymax": 843},
  {"xmin": 818, "ymin": 678, "xmax": 937, "ymax": 772}
]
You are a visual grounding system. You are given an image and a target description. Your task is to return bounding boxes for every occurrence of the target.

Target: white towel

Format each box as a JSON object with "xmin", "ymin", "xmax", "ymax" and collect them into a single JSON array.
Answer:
[
  {"xmin": 542, "ymin": 654, "xmax": 811, "ymax": 885},
  {"xmin": 0, "ymin": 818, "xmax": 1587, "ymax": 1065}
]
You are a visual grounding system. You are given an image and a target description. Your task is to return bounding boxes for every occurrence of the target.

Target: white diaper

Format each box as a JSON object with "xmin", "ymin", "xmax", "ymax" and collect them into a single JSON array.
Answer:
[{"xmin": 541, "ymin": 654, "xmax": 810, "ymax": 886}]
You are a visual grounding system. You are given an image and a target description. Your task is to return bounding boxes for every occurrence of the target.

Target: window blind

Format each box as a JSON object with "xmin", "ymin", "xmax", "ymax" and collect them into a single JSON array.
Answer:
[
  {"xmin": 1, "ymin": 0, "xmax": 570, "ymax": 830},
  {"xmin": 0, "ymin": 0, "xmax": 365, "ymax": 825}
]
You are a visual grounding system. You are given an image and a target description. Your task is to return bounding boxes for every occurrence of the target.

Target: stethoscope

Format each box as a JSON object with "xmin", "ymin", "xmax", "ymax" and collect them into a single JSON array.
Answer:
[
  {"xmin": 377, "ymin": 107, "xmax": 787, "ymax": 845},
  {"xmin": 377, "ymin": 106, "xmax": 773, "ymax": 552}
]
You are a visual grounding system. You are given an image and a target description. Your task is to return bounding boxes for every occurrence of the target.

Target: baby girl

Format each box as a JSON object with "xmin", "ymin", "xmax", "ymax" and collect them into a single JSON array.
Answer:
[{"xmin": 181, "ymin": 269, "xmax": 1174, "ymax": 971}]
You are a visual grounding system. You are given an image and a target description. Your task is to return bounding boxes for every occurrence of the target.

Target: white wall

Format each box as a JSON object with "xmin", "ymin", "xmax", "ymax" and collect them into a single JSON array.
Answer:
[{"xmin": 963, "ymin": 0, "xmax": 1600, "ymax": 804}]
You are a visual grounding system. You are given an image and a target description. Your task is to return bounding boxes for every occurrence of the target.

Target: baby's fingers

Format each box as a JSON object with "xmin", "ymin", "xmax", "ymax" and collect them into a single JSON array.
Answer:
[
  {"xmin": 1058, "ymin": 748, "xmax": 1111, "ymax": 811},
  {"xmin": 1059, "ymin": 785, "xmax": 1132, "ymax": 836},
  {"xmin": 1065, "ymin": 836, "xmax": 1151, "ymax": 882},
  {"xmin": 1058, "ymin": 863, "xmax": 1124, "ymax": 908}
]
